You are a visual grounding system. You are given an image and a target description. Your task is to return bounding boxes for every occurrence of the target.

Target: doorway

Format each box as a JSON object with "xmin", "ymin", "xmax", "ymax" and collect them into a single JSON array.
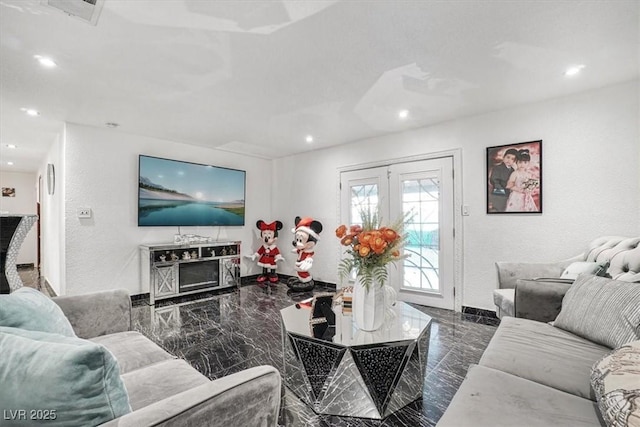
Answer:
[{"xmin": 340, "ymin": 157, "xmax": 455, "ymax": 310}]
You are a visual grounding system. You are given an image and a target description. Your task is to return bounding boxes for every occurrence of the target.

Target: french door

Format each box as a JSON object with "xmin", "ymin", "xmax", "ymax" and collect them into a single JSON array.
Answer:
[{"xmin": 340, "ymin": 157, "xmax": 455, "ymax": 309}]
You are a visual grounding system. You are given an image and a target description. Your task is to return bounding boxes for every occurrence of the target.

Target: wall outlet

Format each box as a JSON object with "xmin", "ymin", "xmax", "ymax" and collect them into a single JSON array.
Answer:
[{"xmin": 77, "ymin": 207, "xmax": 92, "ymax": 219}]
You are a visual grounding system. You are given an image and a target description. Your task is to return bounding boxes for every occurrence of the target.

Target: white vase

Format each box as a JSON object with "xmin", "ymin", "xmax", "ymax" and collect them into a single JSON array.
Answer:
[{"xmin": 353, "ymin": 277, "xmax": 396, "ymax": 331}]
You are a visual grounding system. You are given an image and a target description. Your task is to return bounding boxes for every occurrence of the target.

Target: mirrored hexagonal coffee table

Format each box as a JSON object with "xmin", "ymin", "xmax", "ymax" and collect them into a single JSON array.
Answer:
[{"xmin": 281, "ymin": 300, "xmax": 432, "ymax": 420}]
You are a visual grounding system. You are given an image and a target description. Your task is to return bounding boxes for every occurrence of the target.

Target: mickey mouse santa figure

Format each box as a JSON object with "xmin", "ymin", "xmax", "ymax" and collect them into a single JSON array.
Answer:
[
  {"xmin": 287, "ymin": 216, "xmax": 323, "ymax": 292},
  {"xmin": 247, "ymin": 220, "xmax": 284, "ymax": 289}
]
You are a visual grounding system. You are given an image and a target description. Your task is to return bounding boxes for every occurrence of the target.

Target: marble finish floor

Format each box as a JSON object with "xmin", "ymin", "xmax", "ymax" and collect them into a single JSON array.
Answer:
[{"xmin": 131, "ymin": 284, "xmax": 498, "ymax": 427}]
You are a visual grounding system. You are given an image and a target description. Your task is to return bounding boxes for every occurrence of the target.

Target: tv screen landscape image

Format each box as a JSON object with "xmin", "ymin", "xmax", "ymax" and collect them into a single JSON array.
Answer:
[{"xmin": 138, "ymin": 155, "xmax": 246, "ymax": 227}]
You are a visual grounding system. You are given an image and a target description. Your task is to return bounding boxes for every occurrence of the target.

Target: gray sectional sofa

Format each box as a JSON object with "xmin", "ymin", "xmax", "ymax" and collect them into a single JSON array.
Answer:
[
  {"xmin": 55, "ymin": 289, "xmax": 282, "ymax": 427},
  {"xmin": 437, "ymin": 315, "xmax": 608, "ymax": 426},
  {"xmin": 0, "ymin": 288, "xmax": 281, "ymax": 427},
  {"xmin": 437, "ymin": 273, "xmax": 640, "ymax": 427}
]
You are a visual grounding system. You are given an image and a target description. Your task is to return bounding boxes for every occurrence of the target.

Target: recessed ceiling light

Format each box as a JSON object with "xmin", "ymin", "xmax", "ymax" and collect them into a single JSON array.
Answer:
[
  {"xmin": 105, "ymin": 122, "xmax": 119, "ymax": 128},
  {"xmin": 21, "ymin": 108, "xmax": 40, "ymax": 116},
  {"xmin": 34, "ymin": 55, "xmax": 57, "ymax": 68},
  {"xmin": 305, "ymin": 135, "xmax": 314, "ymax": 143},
  {"xmin": 7, "ymin": 161, "xmax": 14, "ymax": 166},
  {"xmin": 398, "ymin": 109, "xmax": 410, "ymax": 119},
  {"xmin": 6, "ymin": 144, "xmax": 17, "ymax": 149},
  {"xmin": 564, "ymin": 65, "xmax": 585, "ymax": 77}
]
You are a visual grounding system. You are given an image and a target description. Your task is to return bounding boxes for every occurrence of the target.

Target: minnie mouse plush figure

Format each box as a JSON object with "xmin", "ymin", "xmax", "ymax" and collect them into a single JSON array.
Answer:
[
  {"xmin": 287, "ymin": 216, "xmax": 323, "ymax": 292},
  {"xmin": 248, "ymin": 220, "xmax": 284, "ymax": 289}
]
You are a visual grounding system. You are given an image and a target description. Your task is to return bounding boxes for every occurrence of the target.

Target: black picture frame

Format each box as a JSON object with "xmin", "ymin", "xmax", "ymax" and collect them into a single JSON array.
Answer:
[
  {"xmin": 487, "ymin": 140, "xmax": 542, "ymax": 214},
  {"xmin": 2, "ymin": 187, "xmax": 16, "ymax": 197}
]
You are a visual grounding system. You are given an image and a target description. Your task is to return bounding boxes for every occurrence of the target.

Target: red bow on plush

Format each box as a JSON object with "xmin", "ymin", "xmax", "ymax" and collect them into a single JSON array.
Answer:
[{"xmin": 259, "ymin": 221, "xmax": 277, "ymax": 231}]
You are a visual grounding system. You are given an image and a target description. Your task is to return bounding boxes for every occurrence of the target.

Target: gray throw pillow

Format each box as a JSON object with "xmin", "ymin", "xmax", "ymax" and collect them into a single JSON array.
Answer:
[{"xmin": 554, "ymin": 274, "xmax": 640, "ymax": 349}]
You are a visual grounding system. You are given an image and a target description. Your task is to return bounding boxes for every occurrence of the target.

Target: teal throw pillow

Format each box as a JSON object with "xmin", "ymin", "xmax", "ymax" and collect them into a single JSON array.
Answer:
[
  {"xmin": 0, "ymin": 326, "xmax": 131, "ymax": 426},
  {"xmin": 0, "ymin": 287, "xmax": 75, "ymax": 336}
]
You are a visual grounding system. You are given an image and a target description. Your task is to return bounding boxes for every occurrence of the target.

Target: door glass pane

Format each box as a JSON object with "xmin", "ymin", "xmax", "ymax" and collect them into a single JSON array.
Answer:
[
  {"xmin": 350, "ymin": 184, "xmax": 378, "ymax": 225},
  {"xmin": 347, "ymin": 183, "xmax": 379, "ymax": 282},
  {"xmin": 402, "ymin": 177, "xmax": 440, "ymax": 292}
]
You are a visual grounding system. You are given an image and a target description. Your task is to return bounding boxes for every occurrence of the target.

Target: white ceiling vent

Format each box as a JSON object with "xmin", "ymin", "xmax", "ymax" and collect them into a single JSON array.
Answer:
[{"xmin": 41, "ymin": 0, "xmax": 105, "ymax": 26}]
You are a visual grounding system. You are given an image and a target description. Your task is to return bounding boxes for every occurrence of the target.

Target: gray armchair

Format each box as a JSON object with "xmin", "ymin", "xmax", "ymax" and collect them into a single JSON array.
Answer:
[{"xmin": 494, "ymin": 236, "xmax": 640, "ymax": 322}]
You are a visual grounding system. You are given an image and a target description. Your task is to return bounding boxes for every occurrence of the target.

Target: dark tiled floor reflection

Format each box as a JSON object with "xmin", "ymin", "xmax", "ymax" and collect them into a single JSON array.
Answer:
[{"xmin": 132, "ymin": 284, "xmax": 498, "ymax": 427}]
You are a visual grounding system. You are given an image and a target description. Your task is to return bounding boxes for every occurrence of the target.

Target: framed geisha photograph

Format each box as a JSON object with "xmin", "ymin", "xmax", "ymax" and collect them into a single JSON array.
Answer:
[{"xmin": 487, "ymin": 140, "xmax": 542, "ymax": 214}]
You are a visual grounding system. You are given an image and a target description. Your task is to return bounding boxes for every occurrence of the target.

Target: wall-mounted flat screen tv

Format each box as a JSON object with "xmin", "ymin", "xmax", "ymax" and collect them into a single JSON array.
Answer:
[{"xmin": 138, "ymin": 155, "xmax": 246, "ymax": 227}]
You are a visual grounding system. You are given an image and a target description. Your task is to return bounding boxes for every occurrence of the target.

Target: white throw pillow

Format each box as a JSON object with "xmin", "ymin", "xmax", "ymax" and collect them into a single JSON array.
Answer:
[{"xmin": 560, "ymin": 261, "xmax": 608, "ymax": 280}]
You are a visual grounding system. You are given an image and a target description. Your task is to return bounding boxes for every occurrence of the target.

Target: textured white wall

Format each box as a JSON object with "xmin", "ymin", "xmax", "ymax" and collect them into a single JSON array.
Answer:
[
  {"xmin": 0, "ymin": 171, "xmax": 37, "ymax": 265},
  {"xmin": 46, "ymin": 81, "xmax": 639, "ymax": 307},
  {"xmin": 272, "ymin": 80, "xmax": 640, "ymax": 310},
  {"xmin": 62, "ymin": 123, "xmax": 272, "ymax": 296}
]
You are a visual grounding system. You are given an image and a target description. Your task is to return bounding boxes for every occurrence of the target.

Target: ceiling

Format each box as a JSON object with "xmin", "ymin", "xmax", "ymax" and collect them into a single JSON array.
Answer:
[{"xmin": 1, "ymin": 0, "xmax": 638, "ymax": 173}]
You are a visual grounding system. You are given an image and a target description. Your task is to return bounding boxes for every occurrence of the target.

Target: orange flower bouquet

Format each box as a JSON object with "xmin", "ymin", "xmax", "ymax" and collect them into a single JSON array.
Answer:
[{"xmin": 336, "ymin": 210, "xmax": 407, "ymax": 291}]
